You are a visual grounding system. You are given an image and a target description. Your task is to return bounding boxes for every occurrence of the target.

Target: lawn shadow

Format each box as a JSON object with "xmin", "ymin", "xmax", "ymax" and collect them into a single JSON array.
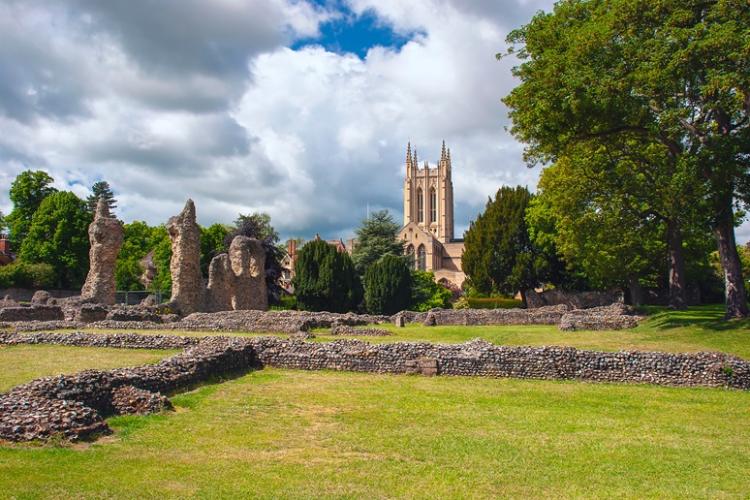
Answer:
[{"xmin": 645, "ymin": 304, "xmax": 750, "ymax": 331}]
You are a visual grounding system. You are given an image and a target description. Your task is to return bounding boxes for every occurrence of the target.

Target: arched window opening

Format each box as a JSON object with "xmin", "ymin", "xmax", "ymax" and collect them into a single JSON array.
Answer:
[
  {"xmin": 417, "ymin": 245, "xmax": 426, "ymax": 271},
  {"xmin": 405, "ymin": 244, "xmax": 415, "ymax": 269},
  {"xmin": 430, "ymin": 188, "xmax": 437, "ymax": 224},
  {"xmin": 417, "ymin": 188, "xmax": 424, "ymax": 223}
]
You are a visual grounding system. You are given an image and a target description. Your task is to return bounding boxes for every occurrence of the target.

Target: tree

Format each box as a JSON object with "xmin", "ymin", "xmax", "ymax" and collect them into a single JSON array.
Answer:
[
  {"xmin": 462, "ymin": 186, "xmax": 544, "ymax": 305},
  {"xmin": 351, "ymin": 210, "xmax": 404, "ymax": 275},
  {"xmin": 18, "ymin": 191, "xmax": 91, "ymax": 288},
  {"xmin": 364, "ymin": 254, "xmax": 413, "ymax": 314},
  {"xmin": 87, "ymin": 181, "xmax": 117, "ymax": 214},
  {"xmin": 226, "ymin": 212, "xmax": 283, "ymax": 305},
  {"xmin": 410, "ymin": 270, "xmax": 452, "ymax": 311},
  {"xmin": 200, "ymin": 223, "xmax": 230, "ymax": 277},
  {"xmin": 6, "ymin": 170, "xmax": 57, "ymax": 249},
  {"xmin": 0, "ymin": 210, "xmax": 6, "ymax": 233},
  {"xmin": 502, "ymin": 0, "xmax": 750, "ymax": 317},
  {"xmin": 292, "ymin": 239, "xmax": 362, "ymax": 312},
  {"xmin": 114, "ymin": 221, "xmax": 171, "ymax": 293}
]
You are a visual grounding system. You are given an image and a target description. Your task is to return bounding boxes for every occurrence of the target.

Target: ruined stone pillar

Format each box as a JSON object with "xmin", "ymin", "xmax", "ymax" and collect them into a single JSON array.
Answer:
[
  {"xmin": 230, "ymin": 236, "xmax": 268, "ymax": 311},
  {"xmin": 81, "ymin": 199, "xmax": 123, "ymax": 305},
  {"xmin": 166, "ymin": 199, "xmax": 203, "ymax": 315}
]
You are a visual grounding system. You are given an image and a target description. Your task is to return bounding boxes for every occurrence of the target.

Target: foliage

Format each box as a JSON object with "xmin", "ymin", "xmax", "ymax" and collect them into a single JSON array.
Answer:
[
  {"xmin": 292, "ymin": 239, "xmax": 362, "ymax": 312},
  {"xmin": 466, "ymin": 297, "xmax": 524, "ymax": 309},
  {"xmin": 230, "ymin": 213, "xmax": 279, "ymax": 244},
  {"xmin": 462, "ymin": 186, "xmax": 549, "ymax": 303},
  {"xmin": 200, "ymin": 223, "xmax": 230, "ymax": 277},
  {"xmin": 86, "ymin": 181, "xmax": 117, "ymax": 214},
  {"xmin": 0, "ymin": 261, "xmax": 56, "ymax": 289},
  {"xmin": 363, "ymin": 254, "xmax": 412, "ymax": 314},
  {"xmin": 410, "ymin": 270, "xmax": 452, "ymax": 311},
  {"xmin": 18, "ymin": 191, "xmax": 91, "ymax": 288},
  {"xmin": 115, "ymin": 222, "xmax": 171, "ymax": 293},
  {"xmin": 351, "ymin": 210, "xmax": 404, "ymax": 275},
  {"xmin": 0, "ymin": 210, "xmax": 6, "ymax": 233},
  {"xmin": 5, "ymin": 170, "xmax": 57, "ymax": 250},
  {"xmin": 502, "ymin": 0, "xmax": 750, "ymax": 316}
]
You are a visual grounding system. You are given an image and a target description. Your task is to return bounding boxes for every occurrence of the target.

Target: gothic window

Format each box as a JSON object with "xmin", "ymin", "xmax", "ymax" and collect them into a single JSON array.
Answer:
[
  {"xmin": 405, "ymin": 244, "xmax": 415, "ymax": 269},
  {"xmin": 430, "ymin": 187, "xmax": 437, "ymax": 223},
  {"xmin": 417, "ymin": 188, "xmax": 424, "ymax": 223},
  {"xmin": 417, "ymin": 244, "xmax": 426, "ymax": 271}
]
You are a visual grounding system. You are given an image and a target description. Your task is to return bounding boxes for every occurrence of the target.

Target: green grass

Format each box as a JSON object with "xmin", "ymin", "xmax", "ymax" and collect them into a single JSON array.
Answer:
[
  {"xmin": 0, "ymin": 365, "xmax": 748, "ymax": 498},
  {"xmin": 0, "ymin": 345, "xmax": 176, "ymax": 392}
]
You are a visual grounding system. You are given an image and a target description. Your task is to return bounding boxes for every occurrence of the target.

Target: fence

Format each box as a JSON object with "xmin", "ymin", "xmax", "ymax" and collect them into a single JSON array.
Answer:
[{"xmin": 114, "ymin": 291, "xmax": 166, "ymax": 306}]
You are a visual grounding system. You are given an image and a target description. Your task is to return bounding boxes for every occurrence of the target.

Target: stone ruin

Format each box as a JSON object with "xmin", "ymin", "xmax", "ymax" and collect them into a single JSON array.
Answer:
[
  {"xmin": 165, "ymin": 199, "xmax": 268, "ymax": 315},
  {"xmin": 206, "ymin": 235, "xmax": 268, "ymax": 312},
  {"xmin": 166, "ymin": 199, "xmax": 204, "ymax": 315},
  {"xmin": 81, "ymin": 199, "xmax": 124, "ymax": 305},
  {"xmin": 1, "ymin": 331, "xmax": 748, "ymax": 442}
]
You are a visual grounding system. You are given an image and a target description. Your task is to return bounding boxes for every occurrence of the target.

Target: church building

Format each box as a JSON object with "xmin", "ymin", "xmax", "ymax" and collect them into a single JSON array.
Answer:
[{"xmin": 398, "ymin": 141, "xmax": 466, "ymax": 287}]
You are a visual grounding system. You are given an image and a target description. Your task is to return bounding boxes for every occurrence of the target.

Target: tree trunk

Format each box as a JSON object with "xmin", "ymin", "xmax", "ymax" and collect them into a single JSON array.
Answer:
[
  {"xmin": 666, "ymin": 219, "xmax": 688, "ymax": 309},
  {"xmin": 714, "ymin": 213, "xmax": 749, "ymax": 318},
  {"xmin": 519, "ymin": 288, "xmax": 528, "ymax": 309},
  {"xmin": 627, "ymin": 275, "xmax": 644, "ymax": 306}
]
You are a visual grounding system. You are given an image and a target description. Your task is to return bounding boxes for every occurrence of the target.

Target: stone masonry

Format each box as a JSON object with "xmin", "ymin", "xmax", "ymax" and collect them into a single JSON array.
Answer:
[
  {"xmin": 81, "ymin": 198, "xmax": 124, "ymax": 305},
  {"xmin": 166, "ymin": 199, "xmax": 204, "ymax": 315},
  {"xmin": 1, "ymin": 332, "xmax": 748, "ymax": 442},
  {"xmin": 206, "ymin": 236, "xmax": 268, "ymax": 312}
]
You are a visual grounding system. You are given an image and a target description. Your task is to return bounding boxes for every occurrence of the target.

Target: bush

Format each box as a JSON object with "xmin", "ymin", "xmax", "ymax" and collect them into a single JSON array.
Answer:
[
  {"xmin": 466, "ymin": 297, "xmax": 524, "ymax": 309},
  {"xmin": 364, "ymin": 255, "xmax": 412, "ymax": 314},
  {"xmin": 410, "ymin": 271, "xmax": 452, "ymax": 311},
  {"xmin": 293, "ymin": 239, "xmax": 362, "ymax": 312},
  {"xmin": 272, "ymin": 294, "xmax": 297, "ymax": 311},
  {"xmin": 0, "ymin": 261, "xmax": 56, "ymax": 289}
]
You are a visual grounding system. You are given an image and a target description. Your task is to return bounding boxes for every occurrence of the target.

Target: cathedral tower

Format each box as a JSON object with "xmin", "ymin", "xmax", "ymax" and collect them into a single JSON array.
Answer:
[{"xmin": 403, "ymin": 141, "xmax": 455, "ymax": 243}]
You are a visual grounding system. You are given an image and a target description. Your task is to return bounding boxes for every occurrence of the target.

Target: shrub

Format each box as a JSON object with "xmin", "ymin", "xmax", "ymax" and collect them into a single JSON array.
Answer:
[
  {"xmin": 364, "ymin": 255, "xmax": 412, "ymax": 314},
  {"xmin": 410, "ymin": 271, "xmax": 452, "ymax": 311},
  {"xmin": 0, "ymin": 261, "xmax": 56, "ymax": 289},
  {"xmin": 466, "ymin": 297, "xmax": 524, "ymax": 309},
  {"xmin": 293, "ymin": 239, "xmax": 362, "ymax": 312}
]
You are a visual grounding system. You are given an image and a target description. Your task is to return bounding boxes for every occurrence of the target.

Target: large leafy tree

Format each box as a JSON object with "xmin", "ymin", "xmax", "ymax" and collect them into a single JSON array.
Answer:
[
  {"xmin": 364, "ymin": 254, "xmax": 412, "ymax": 314},
  {"xmin": 502, "ymin": 0, "xmax": 750, "ymax": 317},
  {"xmin": 19, "ymin": 191, "xmax": 91, "ymax": 288},
  {"xmin": 6, "ymin": 170, "xmax": 57, "ymax": 250},
  {"xmin": 200, "ymin": 223, "xmax": 230, "ymax": 277},
  {"xmin": 292, "ymin": 239, "xmax": 362, "ymax": 312},
  {"xmin": 462, "ymin": 186, "xmax": 546, "ymax": 304},
  {"xmin": 351, "ymin": 210, "xmax": 404, "ymax": 275},
  {"xmin": 115, "ymin": 221, "xmax": 172, "ymax": 293}
]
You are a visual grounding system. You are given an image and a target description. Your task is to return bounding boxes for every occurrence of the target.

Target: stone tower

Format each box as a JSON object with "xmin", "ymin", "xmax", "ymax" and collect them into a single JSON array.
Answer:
[{"xmin": 403, "ymin": 141, "xmax": 454, "ymax": 243}]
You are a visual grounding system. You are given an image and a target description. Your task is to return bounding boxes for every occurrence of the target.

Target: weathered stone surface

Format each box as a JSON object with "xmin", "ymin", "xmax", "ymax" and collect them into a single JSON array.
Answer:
[
  {"xmin": 0, "ymin": 295, "xmax": 18, "ymax": 308},
  {"xmin": 330, "ymin": 325, "xmax": 392, "ymax": 336},
  {"xmin": 206, "ymin": 236, "xmax": 268, "ymax": 312},
  {"xmin": 394, "ymin": 313, "xmax": 406, "ymax": 328},
  {"xmin": 166, "ymin": 199, "xmax": 203, "ymax": 315},
  {"xmin": 140, "ymin": 294, "xmax": 158, "ymax": 307},
  {"xmin": 396, "ymin": 305, "xmax": 570, "ymax": 327},
  {"xmin": 106, "ymin": 307, "xmax": 162, "ymax": 323},
  {"xmin": 526, "ymin": 289, "xmax": 624, "ymax": 309},
  {"xmin": 31, "ymin": 290, "xmax": 52, "ymax": 305},
  {"xmin": 76, "ymin": 303, "xmax": 109, "ymax": 323},
  {"xmin": 0, "ymin": 305, "xmax": 64, "ymax": 322},
  {"xmin": 559, "ymin": 303, "xmax": 642, "ymax": 331},
  {"xmin": 81, "ymin": 199, "xmax": 124, "ymax": 305},
  {"xmin": 111, "ymin": 386, "xmax": 173, "ymax": 415}
]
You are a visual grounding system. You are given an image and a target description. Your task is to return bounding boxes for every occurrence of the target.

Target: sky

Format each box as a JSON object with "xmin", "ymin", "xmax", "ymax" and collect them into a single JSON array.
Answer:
[{"xmin": 1, "ymin": 0, "xmax": 747, "ymax": 243}]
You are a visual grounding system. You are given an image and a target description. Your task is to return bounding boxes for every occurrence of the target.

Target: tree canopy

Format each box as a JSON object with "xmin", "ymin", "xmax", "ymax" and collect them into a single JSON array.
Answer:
[
  {"xmin": 293, "ymin": 239, "xmax": 362, "ymax": 312},
  {"xmin": 18, "ymin": 191, "xmax": 91, "ymax": 288},
  {"xmin": 351, "ymin": 210, "xmax": 404, "ymax": 275},
  {"xmin": 364, "ymin": 254, "xmax": 412, "ymax": 314},
  {"xmin": 502, "ymin": 0, "xmax": 750, "ymax": 316},
  {"xmin": 87, "ymin": 181, "xmax": 117, "ymax": 214},
  {"xmin": 6, "ymin": 170, "xmax": 57, "ymax": 250}
]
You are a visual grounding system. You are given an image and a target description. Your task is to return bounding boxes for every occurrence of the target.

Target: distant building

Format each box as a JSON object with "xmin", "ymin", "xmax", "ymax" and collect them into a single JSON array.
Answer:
[
  {"xmin": 398, "ymin": 141, "xmax": 465, "ymax": 287},
  {"xmin": 0, "ymin": 235, "xmax": 13, "ymax": 266}
]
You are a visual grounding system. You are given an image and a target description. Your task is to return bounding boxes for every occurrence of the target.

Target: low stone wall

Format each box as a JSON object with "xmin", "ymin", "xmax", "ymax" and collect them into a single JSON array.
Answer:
[
  {"xmin": 1, "ymin": 332, "xmax": 748, "ymax": 442},
  {"xmin": 0, "ymin": 305, "xmax": 64, "ymax": 322},
  {"xmin": 0, "ymin": 288, "xmax": 80, "ymax": 302},
  {"xmin": 559, "ymin": 304, "xmax": 641, "ymax": 331},
  {"xmin": 393, "ymin": 305, "xmax": 570, "ymax": 326},
  {"xmin": 329, "ymin": 325, "xmax": 392, "ymax": 336},
  {"xmin": 0, "ymin": 331, "xmax": 199, "ymax": 349},
  {"xmin": 526, "ymin": 289, "xmax": 624, "ymax": 309}
]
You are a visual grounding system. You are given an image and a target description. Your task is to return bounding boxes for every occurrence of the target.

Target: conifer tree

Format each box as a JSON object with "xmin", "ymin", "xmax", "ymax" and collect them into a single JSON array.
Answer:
[
  {"xmin": 351, "ymin": 210, "xmax": 404, "ymax": 275},
  {"xmin": 293, "ymin": 239, "xmax": 362, "ymax": 312},
  {"xmin": 364, "ymin": 254, "xmax": 412, "ymax": 314},
  {"xmin": 87, "ymin": 181, "xmax": 117, "ymax": 214}
]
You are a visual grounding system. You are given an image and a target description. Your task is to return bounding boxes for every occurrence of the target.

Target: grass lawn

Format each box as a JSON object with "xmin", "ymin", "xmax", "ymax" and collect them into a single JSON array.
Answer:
[
  {"xmin": 0, "ymin": 344, "xmax": 177, "ymax": 392},
  {"xmin": 0, "ymin": 359, "xmax": 748, "ymax": 498}
]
